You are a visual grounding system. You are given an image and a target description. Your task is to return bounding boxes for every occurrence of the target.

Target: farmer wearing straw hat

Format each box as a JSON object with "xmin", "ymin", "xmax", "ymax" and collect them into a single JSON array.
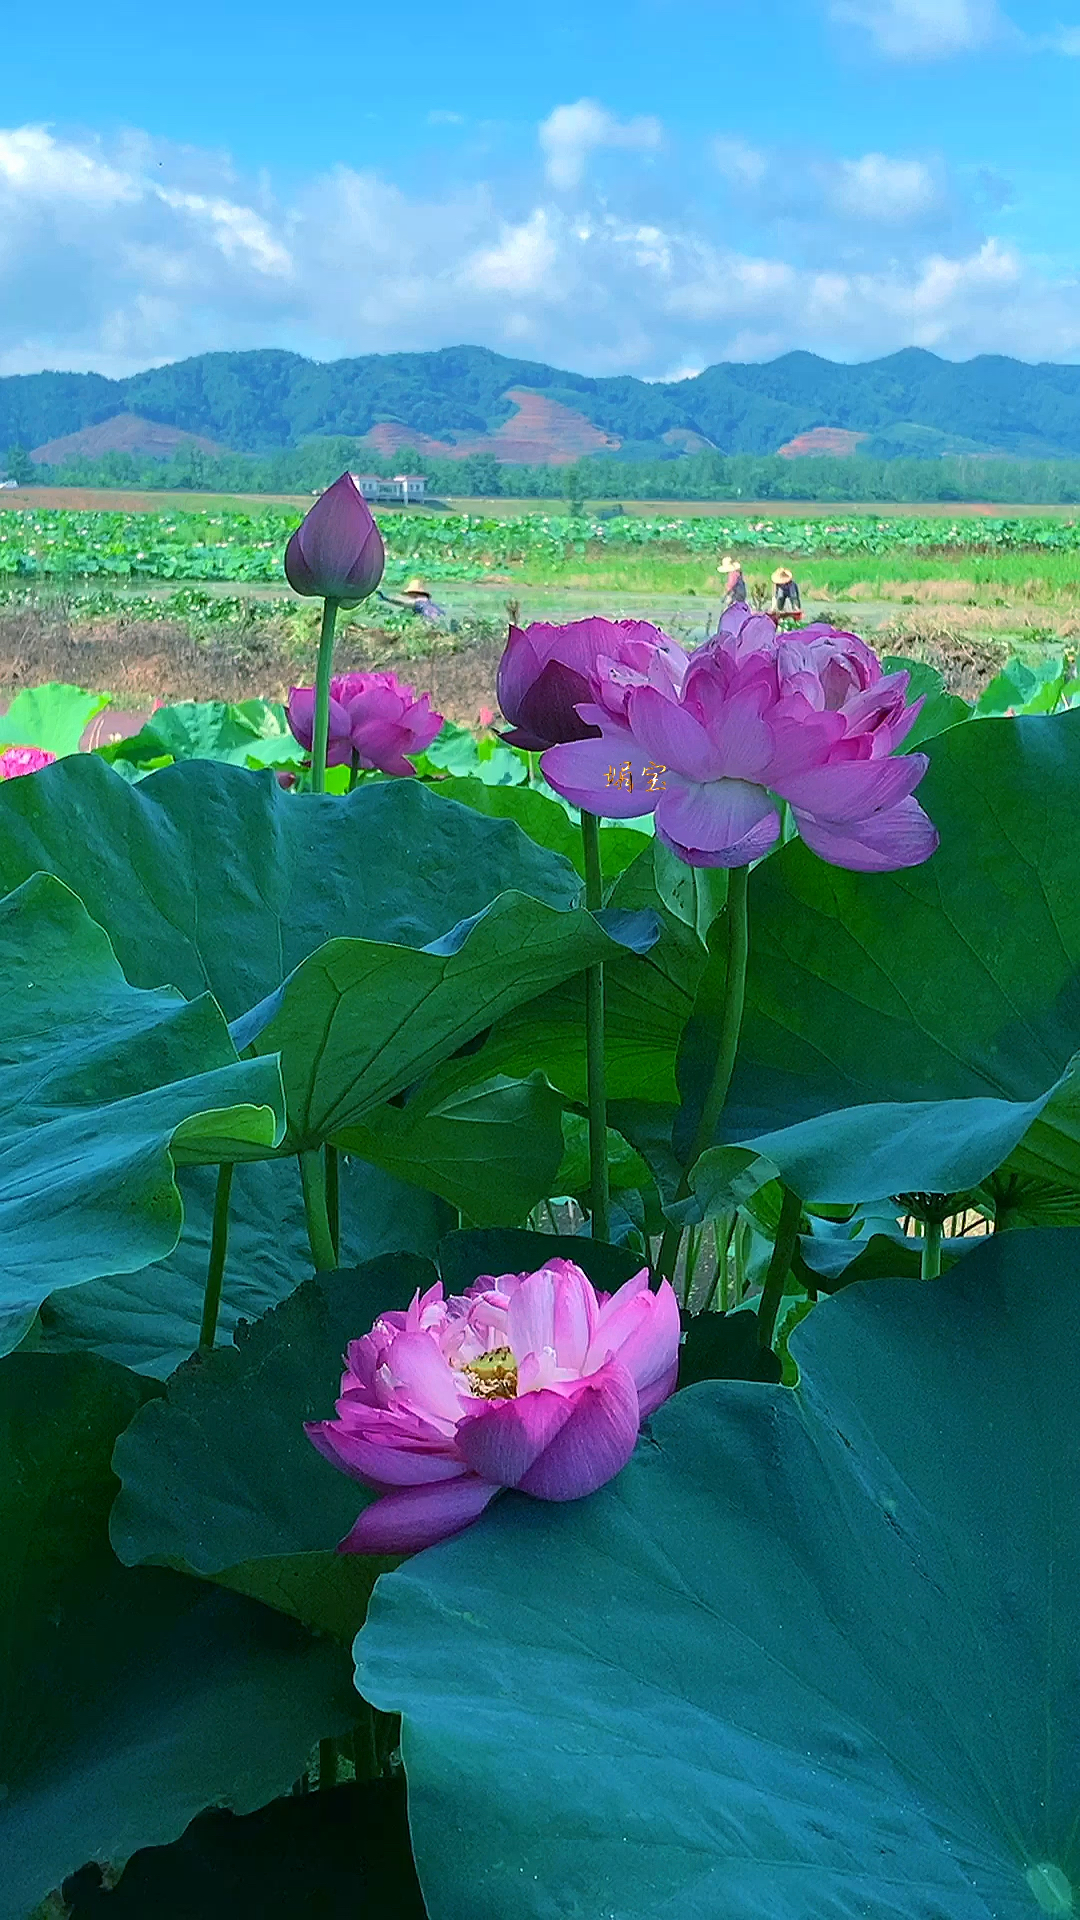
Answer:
[
  {"xmin": 379, "ymin": 578, "xmax": 446, "ymax": 620},
  {"xmin": 771, "ymin": 566, "xmax": 802, "ymax": 619},
  {"xmin": 718, "ymin": 554, "xmax": 747, "ymax": 611}
]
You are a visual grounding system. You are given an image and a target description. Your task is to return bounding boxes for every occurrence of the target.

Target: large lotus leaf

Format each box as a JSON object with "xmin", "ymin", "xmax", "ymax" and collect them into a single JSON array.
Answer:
[
  {"xmin": 726, "ymin": 1049, "xmax": 1080, "ymax": 1205},
  {"xmin": 38, "ymin": 1155, "xmax": 451, "ymax": 1377},
  {"xmin": 436, "ymin": 1225, "xmax": 646, "ymax": 1295},
  {"xmin": 101, "ymin": 697, "xmax": 301, "ymax": 769},
  {"xmin": 63, "ymin": 1777, "xmax": 426, "ymax": 1920},
  {"xmin": 331, "ymin": 839, "xmax": 709, "ymax": 1123},
  {"xmin": 0, "ymin": 874, "xmax": 283, "ymax": 1356},
  {"xmin": 426, "ymin": 776, "xmax": 647, "ymax": 881},
  {"xmin": 359, "ymin": 1229, "xmax": 1080, "ymax": 1920},
  {"xmin": 0, "ymin": 756, "xmax": 581, "ymax": 1015},
  {"xmin": 0, "ymin": 1351, "xmax": 358, "ymax": 1920},
  {"xmin": 729, "ymin": 712, "xmax": 1080, "ymax": 1136},
  {"xmin": 111, "ymin": 1258, "xmax": 435, "ymax": 1642},
  {"xmin": 252, "ymin": 893, "xmax": 637, "ymax": 1150},
  {"xmin": 418, "ymin": 837, "xmax": 707, "ymax": 1112},
  {"xmin": 0, "ymin": 680, "xmax": 111, "ymax": 755},
  {"xmin": 340, "ymin": 1068, "xmax": 566, "ymax": 1223}
]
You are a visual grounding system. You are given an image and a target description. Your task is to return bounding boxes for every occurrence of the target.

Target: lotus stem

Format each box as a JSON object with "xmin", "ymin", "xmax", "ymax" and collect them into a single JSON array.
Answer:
[
  {"xmin": 922, "ymin": 1215, "xmax": 943, "ymax": 1280},
  {"xmin": 657, "ymin": 863, "xmax": 751, "ymax": 1281},
  {"xmin": 348, "ymin": 749, "xmax": 360, "ymax": 793},
  {"xmin": 702, "ymin": 1210, "xmax": 735, "ymax": 1314},
  {"xmin": 352, "ymin": 1708, "xmax": 380, "ymax": 1783},
  {"xmin": 581, "ymin": 810, "xmax": 610, "ymax": 1243},
  {"xmin": 299, "ymin": 1149, "xmax": 338, "ymax": 1272},
  {"xmin": 318, "ymin": 1737, "xmax": 338, "ymax": 1790},
  {"xmin": 198, "ymin": 1160, "xmax": 234, "ymax": 1352},
  {"xmin": 757, "ymin": 1184, "xmax": 802, "ymax": 1352},
  {"xmin": 325, "ymin": 1143, "xmax": 340, "ymax": 1263},
  {"xmin": 682, "ymin": 1224, "xmax": 701, "ymax": 1309},
  {"xmin": 310, "ymin": 595, "xmax": 340, "ymax": 794}
]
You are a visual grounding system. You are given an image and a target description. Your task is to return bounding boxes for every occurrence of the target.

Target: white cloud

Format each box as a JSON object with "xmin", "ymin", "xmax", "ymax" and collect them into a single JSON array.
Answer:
[
  {"xmin": 831, "ymin": 153, "xmax": 939, "ymax": 221},
  {"xmin": 538, "ymin": 99, "xmax": 662, "ymax": 191},
  {"xmin": 1045, "ymin": 24, "xmax": 1080, "ymax": 51},
  {"xmin": 830, "ymin": 0, "xmax": 1008, "ymax": 59},
  {"xmin": 712, "ymin": 137, "xmax": 767, "ymax": 187},
  {"xmin": 3, "ymin": 120, "xmax": 1080, "ymax": 383},
  {"xmin": 712, "ymin": 138, "xmax": 949, "ymax": 237}
]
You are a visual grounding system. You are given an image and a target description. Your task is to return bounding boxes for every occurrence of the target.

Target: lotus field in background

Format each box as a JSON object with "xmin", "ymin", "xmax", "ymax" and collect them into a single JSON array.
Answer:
[
  {"xmin": 2, "ymin": 476, "xmax": 1080, "ymax": 1920},
  {"xmin": 8, "ymin": 504, "xmax": 1080, "ymax": 584}
]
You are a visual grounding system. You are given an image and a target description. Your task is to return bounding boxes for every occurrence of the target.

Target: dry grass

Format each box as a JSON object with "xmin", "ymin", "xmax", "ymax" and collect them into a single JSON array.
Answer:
[{"xmin": 874, "ymin": 621, "xmax": 1009, "ymax": 698}]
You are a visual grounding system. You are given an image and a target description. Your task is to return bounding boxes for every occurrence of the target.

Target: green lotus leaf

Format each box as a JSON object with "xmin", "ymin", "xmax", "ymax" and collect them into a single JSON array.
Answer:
[
  {"xmin": 0, "ymin": 1350, "xmax": 357, "ymax": 1920},
  {"xmin": 359, "ymin": 1229, "xmax": 1080, "ymax": 1920},
  {"xmin": 0, "ymin": 874, "xmax": 283, "ymax": 1356},
  {"xmin": 38, "ymin": 1156, "xmax": 451, "ymax": 1377},
  {"xmin": 0, "ymin": 756, "xmax": 581, "ymax": 1016},
  {"xmin": 253, "ymin": 893, "xmax": 631, "ymax": 1152},
  {"xmin": 729, "ymin": 712, "xmax": 1080, "ymax": 1137},
  {"xmin": 111, "ymin": 1258, "xmax": 434, "ymax": 1643}
]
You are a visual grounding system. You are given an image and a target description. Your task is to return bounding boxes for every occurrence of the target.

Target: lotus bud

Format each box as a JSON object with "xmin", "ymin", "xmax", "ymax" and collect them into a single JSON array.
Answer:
[{"xmin": 284, "ymin": 472, "xmax": 385, "ymax": 607}]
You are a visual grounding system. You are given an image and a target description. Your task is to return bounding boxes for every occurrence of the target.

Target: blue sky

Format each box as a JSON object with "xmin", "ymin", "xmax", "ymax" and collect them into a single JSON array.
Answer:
[{"xmin": 2, "ymin": 0, "xmax": 1080, "ymax": 377}]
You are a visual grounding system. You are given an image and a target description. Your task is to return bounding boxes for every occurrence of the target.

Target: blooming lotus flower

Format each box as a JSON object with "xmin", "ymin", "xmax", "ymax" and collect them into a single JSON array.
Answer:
[
  {"xmin": 497, "ymin": 617, "xmax": 688, "ymax": 751},
  {"xmin": 542, "ymin": 611, "xmax": 938, "ymax": 873},
  {"xmin": 708, "ymin": 608, "xmax": 923, "ymax": 758},
  {"xmin": 0, "ymin": 745, "xmax": 55, "ymax": 779},
  {"xmin": 287, "ymin": 670, "xmax": 442, "ymax": 776},
  {"xmin": 305, "ymin": 1259, "xmax": 681, "ymax": 1554},
  {"xmin": 284, "ymin": 472, "xmax": 385, "ymax": 606}
]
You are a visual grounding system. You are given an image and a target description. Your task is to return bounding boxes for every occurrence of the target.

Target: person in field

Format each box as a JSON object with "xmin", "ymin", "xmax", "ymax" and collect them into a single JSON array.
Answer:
[
  {"xmin": 379, "ymin": 578, "xmax": 446, "ymax": 620},
  {"xmin": 771, "ymin": 567, "xmax": 802, "ymax": 618},
  {"xmin": 718, "ymin": 554, "xmax": 747, "ymax": 611}
]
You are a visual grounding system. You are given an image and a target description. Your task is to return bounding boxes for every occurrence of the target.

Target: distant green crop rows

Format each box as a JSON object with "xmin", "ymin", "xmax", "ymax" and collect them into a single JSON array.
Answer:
[{"xmin": 3, "ymin": 506, "xmax": 1080, "ymax": 585}]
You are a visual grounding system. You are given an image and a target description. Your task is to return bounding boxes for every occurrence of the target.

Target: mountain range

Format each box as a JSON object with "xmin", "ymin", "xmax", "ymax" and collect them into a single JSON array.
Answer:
[{"xmin": 8, "ymin": 344, "xmax": 1080, "ymax": 466}]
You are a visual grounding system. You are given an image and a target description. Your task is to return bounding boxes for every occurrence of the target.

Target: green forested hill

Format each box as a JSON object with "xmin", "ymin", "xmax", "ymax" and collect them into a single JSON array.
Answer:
[{"xmin": 6, "ymin": 343, "xmax": 1080, "ymax": 459}]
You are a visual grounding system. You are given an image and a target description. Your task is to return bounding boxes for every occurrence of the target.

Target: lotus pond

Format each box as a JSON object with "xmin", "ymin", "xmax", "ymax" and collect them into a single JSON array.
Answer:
[{"xmin": 2, "ymin": 502, "xmax": 1080, "ymax": 1919}]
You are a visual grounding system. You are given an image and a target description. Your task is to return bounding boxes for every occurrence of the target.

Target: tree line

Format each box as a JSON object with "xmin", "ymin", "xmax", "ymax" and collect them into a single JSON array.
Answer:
[{"xmin": 9, "ymin": 439, "xmax": 1080, "ymax": 506}]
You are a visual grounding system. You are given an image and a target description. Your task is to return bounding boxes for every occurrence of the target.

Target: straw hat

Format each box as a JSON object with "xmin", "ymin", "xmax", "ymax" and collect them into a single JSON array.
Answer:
[
  {"xmin": 403, "ymin": 579, "xmax": 431, "ymax": 596},
  {"xmin": 719, "ymin": 555, "xmax": 737, "ymax": 569},
  {"xmin": 772, "ymin": 567, "xmax": 793, "ymax": 584}
]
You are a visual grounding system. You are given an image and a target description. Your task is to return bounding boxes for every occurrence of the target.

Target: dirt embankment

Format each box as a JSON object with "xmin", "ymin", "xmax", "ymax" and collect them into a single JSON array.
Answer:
[{"xmin": 0, "ymin": 602, "xmax": 506, "ymax": 726}]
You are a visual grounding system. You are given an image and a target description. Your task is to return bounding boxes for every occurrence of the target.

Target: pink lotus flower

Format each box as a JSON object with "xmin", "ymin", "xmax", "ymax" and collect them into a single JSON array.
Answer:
[
  {"xmin": 284, "ymin": 472, "xmax": 385, "ymax": 607},
  {"xmin": 541, "ymin": 608, "xmax": 938, "ymax": 873},
  {"xmin": 0, "ymin": 745, "xmax": 56, "ymax": 779},
  {"xmin": 497, "ymin": 617, "xmax": 688, "ymax": 751},
  {"xmin": 287, "ymin": 670, "xmax": 443, "ymax": 776},
  {"xmin": 306, "ymin": 1259, "xmax": 681, "ymax": 1554}
]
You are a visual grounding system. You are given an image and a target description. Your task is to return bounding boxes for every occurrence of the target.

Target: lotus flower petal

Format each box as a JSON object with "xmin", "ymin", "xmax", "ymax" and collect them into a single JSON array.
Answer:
[
  {"xmin": 0, "ymin": 746, "xmax": 56, "ymax": 779},
  {"xmin": 339, "ymin": 1474, "xmax": 502, "ymax": 1554},
  {"xmin": 518, "ymin": 1361, "xmax": 641, "ymax": 1501},
  {"xmin": 540, "ymin": 727, "xmax": 660, "ymax": 818},
  {"xmin": 793, "ymin": 795, "xmax": 941, "ymax": 872},
  {"xmin": 497, "ymin": 618, "xmax": 689, "ymax": 751},
  {"xmin": 655, "ymin": 778, "xmax": 781, "ymax": 868}
]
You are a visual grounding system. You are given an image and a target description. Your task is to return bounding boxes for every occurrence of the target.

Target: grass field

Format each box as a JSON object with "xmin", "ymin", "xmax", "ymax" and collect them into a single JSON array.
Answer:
[{"xmin": 9, "ymin": 487, "xmax": 1080, "ymax": 520}]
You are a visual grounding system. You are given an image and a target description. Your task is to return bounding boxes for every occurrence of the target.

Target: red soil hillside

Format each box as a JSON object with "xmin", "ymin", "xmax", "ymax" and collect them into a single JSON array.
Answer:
[
  {"xmin": 776, "ymin": 427, "xmax": 869, "ymax": 459},
  {"xmin": 31, "ymin": 414, "xmax": 228, "ymax": 464},
  {"xmin": 364, "ymin": 386, "xmax": 621, "ymax": 466}
]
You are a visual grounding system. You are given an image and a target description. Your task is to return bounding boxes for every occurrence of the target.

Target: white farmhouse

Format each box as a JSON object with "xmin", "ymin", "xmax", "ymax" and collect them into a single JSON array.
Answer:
[{"xmin": 353, "ymin": 474, "xmax": 426, "ymax": 504}]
